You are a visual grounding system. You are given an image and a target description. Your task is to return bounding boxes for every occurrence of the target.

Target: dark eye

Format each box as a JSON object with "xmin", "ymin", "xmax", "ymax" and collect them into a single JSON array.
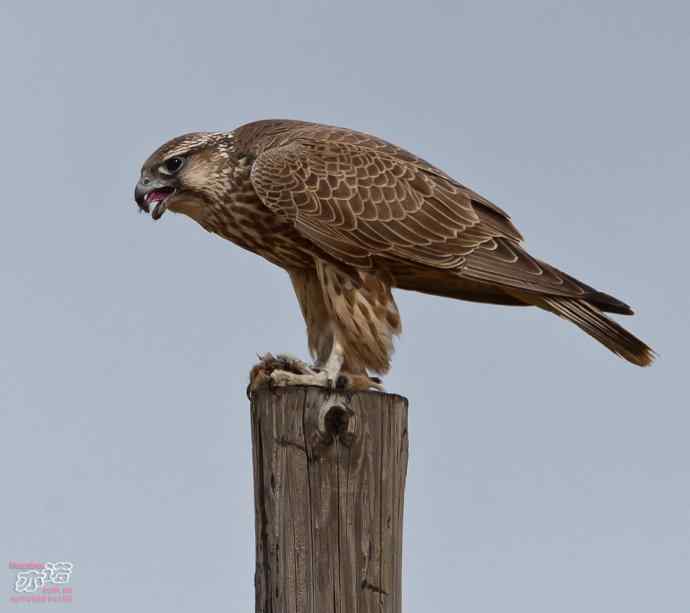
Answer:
[{"xmin": 162, "ymin": 156, "xmax": 184, "ymax": 174}]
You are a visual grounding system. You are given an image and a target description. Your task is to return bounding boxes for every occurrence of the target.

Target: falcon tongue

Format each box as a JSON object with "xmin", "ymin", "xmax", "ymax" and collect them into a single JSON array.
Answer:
[{"xmin": 145, "ymin": 188, "xmax": 174, "ymax": 219}]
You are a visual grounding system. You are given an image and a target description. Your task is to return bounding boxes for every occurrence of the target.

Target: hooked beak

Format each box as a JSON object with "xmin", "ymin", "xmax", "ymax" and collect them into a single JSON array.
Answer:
[{"xmin": 134, "ymin": 178, "xmax": 176, "ymax": 220}]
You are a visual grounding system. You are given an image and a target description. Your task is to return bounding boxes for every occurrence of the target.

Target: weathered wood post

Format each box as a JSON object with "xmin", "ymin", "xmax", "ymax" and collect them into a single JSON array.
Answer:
[{"xmin": 250, "ymin": 385, "xmax": 409, "ymax": 613}]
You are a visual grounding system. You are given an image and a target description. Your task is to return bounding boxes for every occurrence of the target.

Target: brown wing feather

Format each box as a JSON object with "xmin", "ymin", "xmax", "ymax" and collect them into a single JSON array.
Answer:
[
  {"xmin": 250, "ymin": 132, "xmax": 511, "ymax": 262},
  {"xmin": 247, "ymin": 122, "xmax": 625, "ymax": 308}
]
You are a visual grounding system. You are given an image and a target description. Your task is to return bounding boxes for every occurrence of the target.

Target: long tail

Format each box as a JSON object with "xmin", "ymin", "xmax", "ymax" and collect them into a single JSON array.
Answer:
[{"xmin": 538, "ymin": 297, "xmax": 655, "ymax": 367}]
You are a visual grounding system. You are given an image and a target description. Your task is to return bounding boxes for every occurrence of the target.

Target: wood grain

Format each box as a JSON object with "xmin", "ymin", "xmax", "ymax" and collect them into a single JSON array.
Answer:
[{"xmin": 250, "ymin": 386, "xmax": 409, "ymax": 613}]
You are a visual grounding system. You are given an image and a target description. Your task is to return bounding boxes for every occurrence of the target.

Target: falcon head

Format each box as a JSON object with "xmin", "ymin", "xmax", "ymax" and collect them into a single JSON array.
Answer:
[{"xmin": 134, "ymin": 132, "xmax": 236, "ymax": 221}]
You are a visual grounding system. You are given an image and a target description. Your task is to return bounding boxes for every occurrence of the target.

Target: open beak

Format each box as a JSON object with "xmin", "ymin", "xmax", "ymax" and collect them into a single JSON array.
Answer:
[{"xmin": 135, "ymin": 180, "xmax": 176, "ymax": 220}]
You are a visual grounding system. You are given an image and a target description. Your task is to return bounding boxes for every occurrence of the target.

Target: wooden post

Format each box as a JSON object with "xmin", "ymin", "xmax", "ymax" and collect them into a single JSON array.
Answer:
[{"xmin": 250, "ymin": 385, "xmax": 409, "ymax": 613}]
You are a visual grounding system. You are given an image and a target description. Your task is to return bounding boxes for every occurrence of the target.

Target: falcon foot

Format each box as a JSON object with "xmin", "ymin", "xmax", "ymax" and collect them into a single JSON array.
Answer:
[{"xmin": 248, "ymin": 353, "xmax": 384, "ymax": 397}]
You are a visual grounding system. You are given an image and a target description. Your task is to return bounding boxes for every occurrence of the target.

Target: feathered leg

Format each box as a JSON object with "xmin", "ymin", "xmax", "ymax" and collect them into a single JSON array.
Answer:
[{"xmin": 248, "ymin": 269, "xmax": 384, "ymax": 392}]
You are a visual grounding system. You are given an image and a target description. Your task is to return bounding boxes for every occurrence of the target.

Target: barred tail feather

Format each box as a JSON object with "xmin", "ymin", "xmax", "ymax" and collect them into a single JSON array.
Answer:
[{"xmin": 540, "ymin": 297, "xmax": 655, "ymax": 367}]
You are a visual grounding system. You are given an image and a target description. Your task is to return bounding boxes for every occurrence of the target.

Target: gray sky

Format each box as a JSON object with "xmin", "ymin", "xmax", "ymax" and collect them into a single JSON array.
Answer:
[{"xmin": 1, "ymin": 0, "xmax": 687, "ymax": 610}]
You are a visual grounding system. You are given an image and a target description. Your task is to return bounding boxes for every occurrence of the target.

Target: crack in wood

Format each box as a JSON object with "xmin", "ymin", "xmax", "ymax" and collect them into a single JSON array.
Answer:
[{"xmin": 361, "ymin": 579, "xmax": 389, "ymax": 596}]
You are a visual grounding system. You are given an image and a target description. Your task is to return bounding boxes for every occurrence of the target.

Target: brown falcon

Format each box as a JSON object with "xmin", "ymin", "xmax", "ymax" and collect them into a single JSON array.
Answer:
[{"xmin": 134, "ymin": 119, "xmax": 654, "ymax": 388}]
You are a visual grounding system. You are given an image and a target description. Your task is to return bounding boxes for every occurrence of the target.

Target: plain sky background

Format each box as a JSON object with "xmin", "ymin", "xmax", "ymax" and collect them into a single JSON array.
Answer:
[{"xmin": 1, "ymin": 1, "xmax": 687, "ymax": 611}]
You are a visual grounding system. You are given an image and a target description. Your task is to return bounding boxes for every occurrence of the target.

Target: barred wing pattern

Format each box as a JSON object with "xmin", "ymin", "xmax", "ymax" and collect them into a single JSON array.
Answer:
[{"xmin": 250, "ymin": 130, "xmax": 624, "ymax": 308}]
